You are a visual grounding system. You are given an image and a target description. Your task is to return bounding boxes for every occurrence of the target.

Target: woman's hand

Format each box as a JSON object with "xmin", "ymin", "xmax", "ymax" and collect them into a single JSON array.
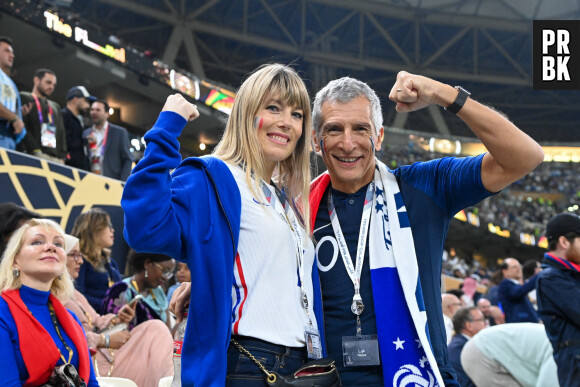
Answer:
[
  {"xmin": 162, "ymin": 94, "xmax": 200, "ymax": 122},
  {"xmin": 116, "ymin": 303, "xmax": 136, "ymax": 324},
  {"xmin": 108, "ymin": 331, "xmax": 131, "ymax": 349}
]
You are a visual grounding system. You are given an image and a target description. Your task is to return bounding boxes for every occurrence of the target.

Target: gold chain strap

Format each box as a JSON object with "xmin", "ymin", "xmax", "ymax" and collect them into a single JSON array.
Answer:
[{"xmin": 230, "ymin": 339, "xmax": 277, "ymax": 383}]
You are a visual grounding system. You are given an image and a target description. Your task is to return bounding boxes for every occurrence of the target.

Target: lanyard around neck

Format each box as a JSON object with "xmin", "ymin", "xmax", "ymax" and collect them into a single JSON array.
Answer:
[
  {"xmin": 259, "ymin": 176, "xmax": 312, "ymax": 327},
  {"xmin": 327, "ymin": 182, "xmax": 374, "ymax": 317},
  {"xmin": 48, "ymin": 302, "xmax": 74, "ymax": 364},
  {"xmin": 32, "ymin": 94, "xmax": 53, "ymax": 125}
]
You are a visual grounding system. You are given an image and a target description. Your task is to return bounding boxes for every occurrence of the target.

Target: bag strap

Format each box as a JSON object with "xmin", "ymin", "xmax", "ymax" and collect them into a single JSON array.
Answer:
[{"xmin": 230, "ymin": 338, "xmax": 278, "ymax": 384}]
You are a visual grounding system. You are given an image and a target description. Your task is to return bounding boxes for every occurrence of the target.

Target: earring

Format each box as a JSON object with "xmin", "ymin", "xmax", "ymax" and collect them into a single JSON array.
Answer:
[
  {"xmin": 58, "ymin": 272, "xmax": 63, "ymax": 280},
  {"xmin": 145, "ymin": 269, "xmax": 148, "ymax": 278},
  {"xmin": 12, "ymin": 268, "xmax": 20, "ymax": 279}
]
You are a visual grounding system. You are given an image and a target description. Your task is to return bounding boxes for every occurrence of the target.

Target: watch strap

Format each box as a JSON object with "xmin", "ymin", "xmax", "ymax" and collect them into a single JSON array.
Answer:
[{"xmin": 445, "ymin": 86, "xmax": 470, "ymax": 115}]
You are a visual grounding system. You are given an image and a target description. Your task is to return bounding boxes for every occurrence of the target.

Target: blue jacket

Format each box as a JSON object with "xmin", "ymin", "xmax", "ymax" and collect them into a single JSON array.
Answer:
[
  {"xmin": 447, "ymin": 334, "xmax": 474, "ymax": 387},
  {"xmin": 122, "ymin": 112, "xmax": 325, "ymax": 386},
  {"xmin": 537, "ymin": 253, "xmax": 580, "ymax": 387},
  {"xmin": 75, "ymin": 258, "xmax": 121, "ymax": 313},
  {"xmin": 498, "ymin": 277, "xmax": 539, "ymax": 323}
]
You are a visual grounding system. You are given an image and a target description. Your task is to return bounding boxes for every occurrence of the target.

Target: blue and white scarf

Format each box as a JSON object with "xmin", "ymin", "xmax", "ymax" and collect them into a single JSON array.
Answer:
[{"xmin": 368, "ymin": 159, "xmax": 444, "ymax": 386}]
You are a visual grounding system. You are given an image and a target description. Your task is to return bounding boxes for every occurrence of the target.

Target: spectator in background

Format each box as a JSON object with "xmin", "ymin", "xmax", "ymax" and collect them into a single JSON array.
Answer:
[
  {"xmin": 537, "ymin": 212, "xmax": 580, "ymax": 387},
  {"xmin": 84, "ymin": 99, "xmax": 133, "ymax": 181},
  {"xmin": 0, "ymin": 36, "xmax": 27, "ymax": 150},
  {"xmin": 442, "ymin": 293, "xmax": 462, "ymax": 344},
  {"xmin": 0, "ymin": 218, "xmax": 99, "ymax": 385},
  {"xmin": 166, "ymin": 261, "xmax": 190, "ymax": 303},
  {"xmin": 448, "ymin": 307, "xmax": 487, "ymax": 387},
  {"xmin": 103, "ymin": 251, "xmax": 175, "ymax": 329},
  {"xmin": 0, "ymin": 202, "xmax": 40, "ymax": 258},
  {"xmin": 62, "ymin": 86, "xmax": 93, "ymax": 171},
  {"xmin": 477, "ymin": 297, "xmax": 505, "ymax": 326},
  {"xmin": 461, "ymin": 323, "xmax": 558, "ymax": 387},
  {"xmin": 485, "ymin": 268, "xmax": 503, "ymax": 306},
  {"xmin": 64, "ymin": 236, "xmax": 174, "ymax": 387},
  {"xmin": 71, "ymin": 207, "xmax": 122, "ymax": 311},
  {"xmin": 19, "ymin": 69, "xmax": 66, "ymax": 163},
  {"xmin": 522, "ymin": 258, "xmax": 542, "ymax": 310},
  {"xmin": 497, "ymin": 257, "xmax": 540, "ymax": 323}
]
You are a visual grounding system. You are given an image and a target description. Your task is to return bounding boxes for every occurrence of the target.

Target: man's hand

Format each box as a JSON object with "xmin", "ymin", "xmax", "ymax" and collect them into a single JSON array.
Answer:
[
  {"xmin": 169, "ymin": 282, "xmax": 191, "ymax": 322},
  {"xmin": 21, "ymin": 102, "xmax": 33, "ymax": 116},
  {"xmin": 162, "ymin": 94, "xmax": 200, "ymax": 122},
  {"xmin": 108, "ymin": 331, "xmax": 131, "ymax": 349},
  {"xmin": 388, "ymin": 71, "xmax": 455, "ymax": 113},
  {"xmin": 12, "ymin": 118, "xmax": 24, "ymax": 134}
]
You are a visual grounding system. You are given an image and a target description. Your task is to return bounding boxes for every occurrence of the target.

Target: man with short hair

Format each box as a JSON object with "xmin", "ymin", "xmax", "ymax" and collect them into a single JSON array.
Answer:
[
  {"xmin": 442, "ymin": 293, "xmax": 462, "ymax": 344},
  {"xmin": 476, "ymin": 297, "xmax": 505, "ymax": 326},
  {"xmin": 537, "ymin": 212, "xmax": 580, "ymax": 387},
  {"xmin": 0, "ymin": 36, "xmax": 27, "ymax": 150},
  {"xmin": 62, "ymin": 86, "xmax": 94, "ymax": 171},
  {"xmin": 448, "ymin": 307, "xmax": 486, "ymax": 387},
  {"xmin": 497, "ymin": 257, "xmax": 539, "ymax": 323},
  {"xmin": 84, "ymin": 99, "xmax": 133, "ymax": 181},
  {"xmin": 19, "ymin": 69, "xmax": 66, "ymax": 163},
  {"xmin": 309, "ymin": 72, "xmax": 544, "ymax": 385}
]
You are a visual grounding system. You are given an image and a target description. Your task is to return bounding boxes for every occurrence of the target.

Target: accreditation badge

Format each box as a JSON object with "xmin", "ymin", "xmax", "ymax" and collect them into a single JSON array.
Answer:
[
  {"xmin": 305, "ymin": 326, "xmax": 323, "ymax": 359},
  {"xmin": 342, "ymin": 334, "xmax": 380, "ymax": 367},
  {"xmin": 41, "ymin": 123, "xmax": 57, "ymax": 148}
]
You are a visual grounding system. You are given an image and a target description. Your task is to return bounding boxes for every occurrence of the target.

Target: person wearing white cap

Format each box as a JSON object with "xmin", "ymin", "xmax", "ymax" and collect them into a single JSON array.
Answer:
[
  {"xmin": 62, "ymin": 86, "xmax": 94, "ymax": 171},
  {"xmin": 537, "ymin": 212, "xmax": 580, "ymax": 387}
]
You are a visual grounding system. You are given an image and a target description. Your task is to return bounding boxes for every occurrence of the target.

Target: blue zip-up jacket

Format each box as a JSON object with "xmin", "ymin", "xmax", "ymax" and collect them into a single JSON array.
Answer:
[{"xmin": 121, "ymin": 111, "xmax": 325, "ymax": 386}]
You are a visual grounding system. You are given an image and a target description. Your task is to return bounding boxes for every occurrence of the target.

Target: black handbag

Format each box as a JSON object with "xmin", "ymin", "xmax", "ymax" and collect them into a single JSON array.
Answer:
[
  {"xmin": 40, "ymin": 364, "xmax": 87, "ymax": 387},
  {"xmin": 231, "ymin": 338, "xmax": 342, "ymax": 387}
]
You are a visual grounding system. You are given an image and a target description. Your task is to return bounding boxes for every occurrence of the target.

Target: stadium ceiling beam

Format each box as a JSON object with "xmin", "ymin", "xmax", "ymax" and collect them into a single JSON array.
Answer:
[
  {"xmin": 308, "ymin": 0, "xmax": 530, "ymax": 32},
  {"xmin": 187, "ymin": 19, "xmax": 530, "ymax": 86},
  {"xmin": 94, "ymin": 0, "xmax": 176, "ymax": 25},
  {"xmin": 94, "ymin": 0, "xmax": 206, "ymax": 77}
]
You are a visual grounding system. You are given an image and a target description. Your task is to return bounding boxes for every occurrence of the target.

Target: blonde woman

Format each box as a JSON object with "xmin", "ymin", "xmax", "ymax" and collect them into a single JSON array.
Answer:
[
  {"xmin": 0, "ymin": 219, "xmax": 98, "ymax": 385},
  {"xmin": 71, "ymin": 207, "xmax": 122, "ymax": 311},
  {"xmin": 122, "ymin": 64, "xmax": 325, "ymax": 386}
]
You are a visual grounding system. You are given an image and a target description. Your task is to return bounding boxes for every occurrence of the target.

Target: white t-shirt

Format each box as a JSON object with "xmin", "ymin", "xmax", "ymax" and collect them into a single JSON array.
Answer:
[{"xmin": 227, "ymin": 164, "xmax": 317, "ymax": 347}]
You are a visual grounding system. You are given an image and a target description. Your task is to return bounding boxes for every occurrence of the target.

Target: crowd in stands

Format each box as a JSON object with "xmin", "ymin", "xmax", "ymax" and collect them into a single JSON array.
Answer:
[
  {"xmin": 381, "ymin": 142, "xmax": 579, "ymax": 238},
  {"xmin": 0, "ymin": 202, "xmax": 191, "ymax": 386}
]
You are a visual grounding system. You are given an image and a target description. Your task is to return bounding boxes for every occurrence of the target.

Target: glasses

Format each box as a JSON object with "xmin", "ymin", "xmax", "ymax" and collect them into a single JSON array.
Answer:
[
  {"xmin": 468, "ymin": 317, "xmax": 487, "ymax": 322},
  {"xmin": 152, "ymin": 261, "xmax": 174, "ymax": 280},
  {"xmin": 67, "ymin": 252, "xmax": 83, "ymax": 262}
]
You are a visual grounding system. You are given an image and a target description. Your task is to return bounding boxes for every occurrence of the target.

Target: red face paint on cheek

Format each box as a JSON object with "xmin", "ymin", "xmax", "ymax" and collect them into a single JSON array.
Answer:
[{"xmin": 254, "ymin": 116, "xmax": 264, "ymax": 129}]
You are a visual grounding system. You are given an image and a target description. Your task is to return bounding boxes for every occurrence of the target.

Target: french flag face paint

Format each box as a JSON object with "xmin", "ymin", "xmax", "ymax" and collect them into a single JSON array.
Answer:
[
  {"xmin": 254, "ymin": 116, "xmax": 264, "ymax": 130},
  {"xmin": 320, "ymin": 138, "xmax": 326, "ymax": 156},
  {"xmin": 370, "ymin": 137, "xmax": 375, "ymax": 153}
]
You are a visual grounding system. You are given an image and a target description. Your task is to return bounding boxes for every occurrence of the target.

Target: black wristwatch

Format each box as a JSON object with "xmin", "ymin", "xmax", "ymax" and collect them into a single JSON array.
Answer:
[{"xmin": 445, "ymin": 86, "xmax": 470, "ymax": 115}]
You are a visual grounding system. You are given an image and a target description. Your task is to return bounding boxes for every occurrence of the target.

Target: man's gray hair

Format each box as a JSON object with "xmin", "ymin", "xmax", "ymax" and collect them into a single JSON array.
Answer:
[{"xmin": 312, "ymin": 77, "xmax": 383, "ymax": 137}]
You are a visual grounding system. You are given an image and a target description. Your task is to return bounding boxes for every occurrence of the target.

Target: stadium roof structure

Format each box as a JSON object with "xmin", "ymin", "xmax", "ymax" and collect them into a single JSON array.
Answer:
[{"xmin": 67, "ymin": 0, "xmax": 580, "ymax": 143}]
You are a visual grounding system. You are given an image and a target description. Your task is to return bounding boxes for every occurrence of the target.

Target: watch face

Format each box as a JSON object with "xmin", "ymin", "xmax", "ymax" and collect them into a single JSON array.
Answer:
[{"xmin": 455, "ymin": 86, "xmax": 471, "ymax": 96}]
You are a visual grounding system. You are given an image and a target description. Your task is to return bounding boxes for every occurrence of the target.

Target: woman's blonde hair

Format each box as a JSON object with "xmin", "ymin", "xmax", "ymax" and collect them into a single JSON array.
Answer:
[
  {"xmin": 0, "ymin": 218, "xmax": 74, "ymax": 301},
  {"xmin": 71, "ymin": 208, "xmax": 111, "ymax": 271},
  {"xmin": 213, "ymin": 63, "xmax": 312, "ymax": 232}
]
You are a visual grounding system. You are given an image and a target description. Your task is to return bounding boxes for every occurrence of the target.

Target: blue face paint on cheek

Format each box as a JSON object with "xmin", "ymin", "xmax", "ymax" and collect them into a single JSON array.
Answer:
[
  {"xmin": 370, "ymin": 137, "xmax": 375, "ymax": 152},
  {"xmin": 320, "ymin": 139, "xmax": 325, "ymax": 156}
]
